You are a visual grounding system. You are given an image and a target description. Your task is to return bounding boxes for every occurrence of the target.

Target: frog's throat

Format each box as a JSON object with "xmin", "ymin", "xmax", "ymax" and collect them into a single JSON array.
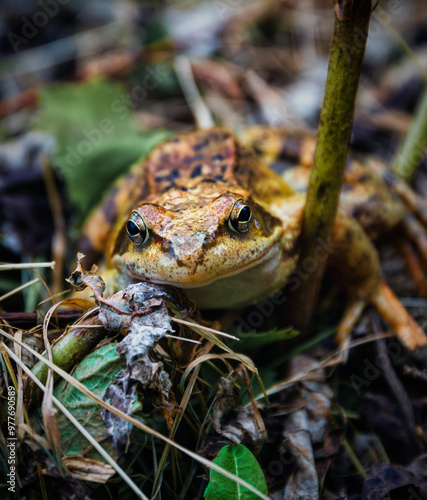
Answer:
[{"xmin": 116, "ymin": 240, "xmax": 285, "ymax": 290}]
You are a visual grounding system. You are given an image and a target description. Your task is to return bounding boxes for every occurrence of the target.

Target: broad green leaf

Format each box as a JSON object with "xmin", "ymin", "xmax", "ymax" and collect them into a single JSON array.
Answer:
[
  {"xmin": 54, "ymin": 343, "xmax": 125, "ymax": 460},
  {"xmin": 237, "ymin": 327, "xmax": 298, "ymax": 350},
  {"xmin": 204, "ymin": 444, "xmax": 268, "ymax": 500},
  {"xmin": 33, "ymin": 78, "xmax": 174, "ymax": 222}
]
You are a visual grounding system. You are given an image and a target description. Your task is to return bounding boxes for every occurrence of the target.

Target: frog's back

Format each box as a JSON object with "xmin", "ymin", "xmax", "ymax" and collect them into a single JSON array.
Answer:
[
  {"xmin": 144, "ymin": 127, "xmax": 294, "ymax": 199},
  {"xmin": 145, "ymin": 128, "xmax": 238, "ymax": 192}
]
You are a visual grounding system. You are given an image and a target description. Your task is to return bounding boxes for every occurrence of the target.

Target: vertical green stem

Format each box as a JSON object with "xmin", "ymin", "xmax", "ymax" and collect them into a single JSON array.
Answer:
[
  {"xmin": 393, "ymin": 86, "xmax": 427, "ymax": 182},
  {"xmin": 288, "ymin": 0, "xmax": 372, "ymax": 333}
]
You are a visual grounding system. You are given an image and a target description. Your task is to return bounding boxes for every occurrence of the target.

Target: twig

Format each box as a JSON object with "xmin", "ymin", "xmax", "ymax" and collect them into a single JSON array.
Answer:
[
  {"xmin": 286, "ymin": 0, "xmax": 372, "ymax": 333},
  {"xmin": 0, "ymin": 278, "xmax": 40, "ymax": 302},
  {"xmin": 371, "ymin": 312, "xmax": 423, "ymax": 451},
  {"xmin": 403, "ymin": 365, "xmax": 427, "ymax": 384},
  {"xmin": 0, "ymin": 308, "xmax": 83, "ymax": 329},
  {"xmin": 42, "ymin": 158, "xmax": 67, "ymax": 296},
  {"xmin": 174, "ymin": 55, "xmax": 214, "ymax": 129},
  {"xmin": 0, "ymin": 262, "xmax": 55, "ymax": 270}
]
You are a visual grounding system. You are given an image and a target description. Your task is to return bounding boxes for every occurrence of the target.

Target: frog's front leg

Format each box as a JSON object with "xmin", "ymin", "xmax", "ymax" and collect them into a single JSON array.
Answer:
[
  {"xmin": 327, "ymin": 210, "xmax": 427, "ymax": 352},
  {"xmin": 272, "ymin": 194, "xmax": 426, "ymax": 351}
]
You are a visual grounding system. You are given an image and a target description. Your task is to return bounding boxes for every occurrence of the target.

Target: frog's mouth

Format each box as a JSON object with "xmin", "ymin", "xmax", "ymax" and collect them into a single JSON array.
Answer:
[{"xmin": 116, "ymin": 240, "xmax": 284, "ymax": 289}]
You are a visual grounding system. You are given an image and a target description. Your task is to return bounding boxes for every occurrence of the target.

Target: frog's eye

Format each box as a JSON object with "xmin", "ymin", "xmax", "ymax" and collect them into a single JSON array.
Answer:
[
  {"xmin": 126, "ymin": 212, "xmax": 150, "ymax": 246},
  {"xmin": 229, "ymin": 199, "xmax": 252, "ymax": 233}
]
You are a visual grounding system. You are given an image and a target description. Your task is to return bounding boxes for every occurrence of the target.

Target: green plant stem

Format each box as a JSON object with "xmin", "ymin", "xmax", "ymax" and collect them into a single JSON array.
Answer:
[
  {"xmin": 29, "ymin": 317, "xmax": 106, "ymax": 405},
  {"xmin": 393, "ymin": 86, "xmax": 427, "ymax": 182},
  {"xmin": 287, "ymin": 0, "xmax": 372, "ymax": 333}
]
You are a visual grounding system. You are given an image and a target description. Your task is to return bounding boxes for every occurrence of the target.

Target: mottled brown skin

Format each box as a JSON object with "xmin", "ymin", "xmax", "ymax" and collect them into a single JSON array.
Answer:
[{"xmin": 80, "ymin": 126, "xmax": 427, "ymax": 350}]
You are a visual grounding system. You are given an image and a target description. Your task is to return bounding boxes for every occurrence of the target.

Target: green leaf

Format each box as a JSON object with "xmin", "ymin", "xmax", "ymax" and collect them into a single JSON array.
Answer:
[
  {"xmin": 33, "ymin": 78, "xmax": 174, "ymax": 222},
  {"xmin": 53, "ymin": 343, "xmax": 125, "ymax": 460},
  {"xmin": 204, "ymin": 444, "xmax": 268, "ymax": 500},
  {"xmin": 237, "ymin": 327, "xmax": 298, "ymax": 350}
]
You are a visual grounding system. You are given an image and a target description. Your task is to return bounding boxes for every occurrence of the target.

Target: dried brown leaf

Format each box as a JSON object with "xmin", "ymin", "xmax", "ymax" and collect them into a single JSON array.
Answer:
[{"xmin": 63, "ymin": 456, "xmax": 116, "ymax": 483}]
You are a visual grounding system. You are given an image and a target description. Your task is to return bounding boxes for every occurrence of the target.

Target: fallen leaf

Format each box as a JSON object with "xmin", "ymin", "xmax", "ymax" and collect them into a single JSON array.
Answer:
[{"xmin": 63, "ymin": 456, "xmax": 116, "ymax": 483}]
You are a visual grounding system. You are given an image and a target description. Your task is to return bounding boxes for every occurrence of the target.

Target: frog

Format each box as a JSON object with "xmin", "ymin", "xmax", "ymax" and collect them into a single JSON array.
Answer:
[{"xmin": 79, "ymin": 126, "xmax": 427, "ymax": 352}]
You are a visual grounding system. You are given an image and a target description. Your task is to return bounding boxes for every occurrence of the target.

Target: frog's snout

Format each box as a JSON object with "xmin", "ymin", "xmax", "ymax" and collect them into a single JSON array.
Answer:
[{"xmin": 164, "ymin": 231, "xmax": 207, "ymax": 260}]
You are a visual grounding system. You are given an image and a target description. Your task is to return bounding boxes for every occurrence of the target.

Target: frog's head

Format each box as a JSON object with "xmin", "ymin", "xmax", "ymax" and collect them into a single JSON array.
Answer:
[{"xmin": 112, "ymin": 181, "xmax": 287, "ymax": 307}]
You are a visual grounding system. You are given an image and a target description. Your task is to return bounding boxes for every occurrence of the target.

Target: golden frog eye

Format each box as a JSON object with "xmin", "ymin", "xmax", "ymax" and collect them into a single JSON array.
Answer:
[
  {"xmin": 228, "ymin": 199, "xmax": 252, "ymax": 233},
  {"xmin": 126, "ymin": 211, "xmax": 150, "ymax": 246}
]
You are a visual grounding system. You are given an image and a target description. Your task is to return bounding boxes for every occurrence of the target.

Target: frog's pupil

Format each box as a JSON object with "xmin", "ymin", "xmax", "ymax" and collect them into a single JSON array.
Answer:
[
  {"xmin": 238, "ymin": 206, "xmax": 251, "ymax": 222},
  {"xmin": 127, "ymin": 220, "xmax": 140, "ymax": 237}
]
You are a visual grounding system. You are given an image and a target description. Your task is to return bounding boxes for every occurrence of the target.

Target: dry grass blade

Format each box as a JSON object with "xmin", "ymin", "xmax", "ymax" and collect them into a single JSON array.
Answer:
[
  {"xmin": 182, "ymin": 347, "xmax": 268, "ymax": 402},
  {"xmin": 42, "ymin": 302, "xmax": 64, "ymax": 469},
  {"xmin": 66, "ymin": 324, "xmax": 103, "ymax": 329},
  {"xmin": 181, "ymin": 352, "xmax": 254, "ymax": 390},
  {"xmin": 13, "ymin": 330, "xmax": 25, "ymax": 440},
  {"xmin": 171, "ymin": 317, "xmax": 239, "ymax": 340},
  {"xmin": 0, "ymin": 262, "xmax": 55, "ymax": 270},
  {"xmin": 1, "ymin": 342, "xmax": 149, "ymax": 500},
  {"xmin": 0, "ymin": 278, "xmax": 40, "ymax": 302},
  {"xmin": 165, "ymin": 333, "xmax": 201, "ymax": 344},
  {"xmin": 1, "ymin": 329, "xmax": 269, "ymax": 500},
  {"xmin": 173, "ymin": 317, "xmax": 260, "ymax": 375}
]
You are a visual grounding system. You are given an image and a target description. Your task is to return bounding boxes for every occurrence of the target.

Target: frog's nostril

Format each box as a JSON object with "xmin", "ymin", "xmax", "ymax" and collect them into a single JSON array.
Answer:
[
  {"xmin": 161, "ymin": 240, "xmax": 172, "ymax": 252},
  {"xmin": 203, "ymin": 233, "xmax": 216, "ymax": 248}
]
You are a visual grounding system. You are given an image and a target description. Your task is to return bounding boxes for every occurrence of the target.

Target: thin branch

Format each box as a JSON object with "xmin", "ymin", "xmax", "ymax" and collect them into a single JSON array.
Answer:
[
  {"xmin": 287, "ymin": 0, "xmax": 372, "ymax": 333},
  {"xmin": 174, "ymin": 55, "xmax": 214, "ymax": 129}
]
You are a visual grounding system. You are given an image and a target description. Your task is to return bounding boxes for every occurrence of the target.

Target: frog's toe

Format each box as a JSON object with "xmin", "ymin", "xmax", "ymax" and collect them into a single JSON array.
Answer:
[
  {"xmin": 402, "ymin": 212, "xmax": 427, "ymax": 267},
  {"xmin": 335, "ymin": 281, "xmax": 427, "ymax": 359},
  {"xmin": 335, "ymin": 299, "xmax": 366, "ymax": 350},
  {"xmin": 371, "ymin": 281, "xmax": 427, "ymax": 351},
  {"xmin": 335, "ymin": 298, "xmax": 366, "ymax": 362},
  {"xmin": 395, "ymin": 238, "xmax": 427, "ymax": 297}
]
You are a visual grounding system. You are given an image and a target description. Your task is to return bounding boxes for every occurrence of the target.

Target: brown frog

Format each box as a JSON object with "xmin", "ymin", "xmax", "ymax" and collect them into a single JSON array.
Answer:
[{"xmin": 80, "ymin": 126, "xmax": 427, "ymax": 351}]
